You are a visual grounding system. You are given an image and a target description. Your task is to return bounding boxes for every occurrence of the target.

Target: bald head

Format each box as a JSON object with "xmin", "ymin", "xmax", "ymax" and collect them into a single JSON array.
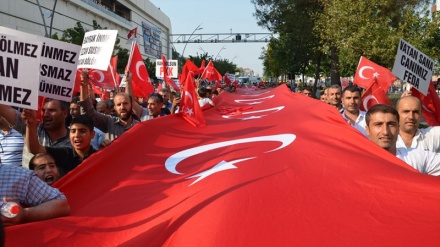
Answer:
[
  {"xmin": 396, "ymin": 96, "xmax": 422, "ymax": 134},
  {"xmin": 396, "ymin": 96, "xmax": 421, "ymax": 112}
]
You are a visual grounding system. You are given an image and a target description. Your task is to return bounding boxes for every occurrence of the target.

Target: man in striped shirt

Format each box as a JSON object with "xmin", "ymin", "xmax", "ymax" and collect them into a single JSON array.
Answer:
[{"xmin": 0, "ymin": 116, "xmax": 23, "ymax": 166}]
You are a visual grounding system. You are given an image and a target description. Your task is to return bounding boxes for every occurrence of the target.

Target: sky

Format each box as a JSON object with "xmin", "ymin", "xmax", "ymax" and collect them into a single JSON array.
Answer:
[{"xmin": 149, "ymin": 0, "xmax": 270, "ymax": 76}]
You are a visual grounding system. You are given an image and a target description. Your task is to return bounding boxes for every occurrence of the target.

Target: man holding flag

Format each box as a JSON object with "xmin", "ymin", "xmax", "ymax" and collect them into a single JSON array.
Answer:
[{"xmin": 79, "ymin": 71, "xmax": 140, "ymax": 141}]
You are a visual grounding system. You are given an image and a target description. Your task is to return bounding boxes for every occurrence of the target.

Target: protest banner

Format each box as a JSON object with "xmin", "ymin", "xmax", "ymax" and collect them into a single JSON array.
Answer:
[
  {"xmin": 0, "ymin": 33, "xmax": 41, "ymax": 109},
  {"xmin": 77, "ymin": 30, "xmax": 118, "ymax": 71},
  {"xmin": 156, "ymin": 59, "xmax": 178, "ymax": 78},
  {"xmin": 0, "ymin": 26, "xmax": 81, "ymax": 102},
  {"xmin": 392, "ymin": 39, "xmax": 433, "ymax": 95}
]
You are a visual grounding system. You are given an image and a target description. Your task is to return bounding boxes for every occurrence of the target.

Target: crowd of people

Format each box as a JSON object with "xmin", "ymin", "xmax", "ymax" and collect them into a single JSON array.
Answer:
[
  {"xmin": 0, "ymin": 70, "xmax": 234, "ymax": 228},
  {"xmin": 295, "ymin": 83, "xmax": 440, "ymax": 175},
  {"xmin": 1, "ymin": 73, "xmax": 439, "ymax": 230}
]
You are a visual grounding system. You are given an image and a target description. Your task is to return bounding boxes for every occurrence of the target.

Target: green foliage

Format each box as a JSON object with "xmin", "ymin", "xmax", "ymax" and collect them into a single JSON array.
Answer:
[
  {"xmin": 188, "ymin": 52, "xmax": 238, "ymax": 75},
  {"xmin": 253, "ymin": 0, "xmax": 440, "ymax": 83},
  {"xmin": 144, "ymin": 58, "xmax": 157, "ymax": 81},
  {"xmin": 252, "ymin": 0, "xmax": 325, "ymax": 81}
]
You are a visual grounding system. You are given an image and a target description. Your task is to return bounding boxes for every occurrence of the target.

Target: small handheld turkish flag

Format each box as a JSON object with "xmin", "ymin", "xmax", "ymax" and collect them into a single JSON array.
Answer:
[
  {"xmin": 360, "ymin": 78, "xmax": 393, "ymax": 111},
  {"xmin": 201, "ymin": 60, "xmax": 222, "ymax": 82},
  {"xmin": 161, "ymin": 55, "xmax": 179, "ymax": 91},
  {"xmin": 126, "ymin": 42, "xmax": 154, "ymax": 98},
  {"xmin": 181, "ymin": 59, "xmax": 199, "ymax": 87},
  {"xmin": 180, "ymin": 71, "xmax": 206, "ymax": 127},
  {"xmin": 127, "ymin": 27, "xmax": 137, "ymax": 40},
  {"xmin": 354, "ymin": 56, "xmax": 397, "ymax": 90}
]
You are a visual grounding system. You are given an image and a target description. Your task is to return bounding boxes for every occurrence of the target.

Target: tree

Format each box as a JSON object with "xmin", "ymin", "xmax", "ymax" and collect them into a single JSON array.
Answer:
[
  {"xmin": 144, "ymin": 58, "xmax": 157, "ymax": 82},
  {"xmin": 252, "ymin": 0, "xmax": 326, "ymax": 86},
  {"xmin": 315, "ymin": 0, "xmax": 438, "ymax": 76},
  {"xmin": 188, "ymin": 52, "xmax": 238, "ymax": 75},
  {"xmin": 254, "ymin": 0, "xmax": 440, "ymax": 86}
]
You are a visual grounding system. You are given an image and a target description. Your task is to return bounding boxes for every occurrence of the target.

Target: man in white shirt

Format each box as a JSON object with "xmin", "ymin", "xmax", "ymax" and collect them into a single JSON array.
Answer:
[
  {"xmin": 365, "ymin": 104, "xmax": 440, "ymax": 175},
  {"xmin": 395, "ymin": 96, "xmax": 440, "ymax": 153},
  {"xmin": 341, "ymin": 85, "xmax": 367, "ymax": 137}
]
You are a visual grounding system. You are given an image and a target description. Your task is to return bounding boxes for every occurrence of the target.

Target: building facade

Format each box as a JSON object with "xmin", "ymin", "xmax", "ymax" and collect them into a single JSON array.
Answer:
[{"xmin": 0, "ymin": 0, "xmax": 172, "ymax": 61}]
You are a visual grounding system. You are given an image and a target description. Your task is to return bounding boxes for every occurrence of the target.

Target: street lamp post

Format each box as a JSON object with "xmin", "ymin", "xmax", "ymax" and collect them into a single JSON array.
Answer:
[
  {"xmin": 36, "ymin": 0, "xmax": 58, "ymax": 37},
  {"xmin": 181, "ymin": 23, "xmax": 203, "ymax": 58},
  {"xmin": 215, "ymin": 45, "xmax": 226, "ymax": 60},
  {"xmin": 231, "ymin": 56, "xmax": 238, "ymax": 63}
]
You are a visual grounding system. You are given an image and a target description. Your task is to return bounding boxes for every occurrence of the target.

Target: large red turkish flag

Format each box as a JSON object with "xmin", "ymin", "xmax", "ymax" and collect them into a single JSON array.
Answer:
[
  {"xmin": 354, "ymin": 56, "xmax": 397, "ymax": 90},
  {"xmin": 5, "ymin": 86, "xmax": 440, "ymax": 246},
  {"xmin": 180, "ymin": 71, "xmax": 206, "ymax": 127}
]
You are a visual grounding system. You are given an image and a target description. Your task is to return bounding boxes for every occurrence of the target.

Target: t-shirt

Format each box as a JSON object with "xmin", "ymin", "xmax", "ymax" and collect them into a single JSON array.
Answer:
[
  {"xmin": 45, "ymin": 146, "xmax": 96, "ymax": 176},
  {"xmin": 198, "ymin": 98, "xmax": 214, "ymax": 108}
]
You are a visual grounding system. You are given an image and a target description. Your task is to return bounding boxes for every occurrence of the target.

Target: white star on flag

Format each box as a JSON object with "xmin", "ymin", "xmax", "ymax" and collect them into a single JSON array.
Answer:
[
  {"xmin": 186, "ymin": 108, "xmax": 194, "ymax": 116},
  {"xmin": 373, "ymin": 72, "xmax": 380, "ymax": 78}
]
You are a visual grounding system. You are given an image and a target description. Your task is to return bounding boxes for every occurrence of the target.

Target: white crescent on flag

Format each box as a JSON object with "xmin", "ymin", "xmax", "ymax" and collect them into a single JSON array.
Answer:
[
  {"xmin": 93, "ymin": 70, "xmax": 104, "ymax": 83},
  {"xmin": 136, "ymin": 61, "xmax": 145, "ymax": 81},
  {"xmin": 164, "ymin": 134, "xmax": 296, "ymax": 175},
  {"xmin": 359, "ymin": 66, "xmax": 375, "ymax": 79},
  {"xmin": 363, "ymin": 95, "xmax": 379, "ymax": 110},
  {"xmin": 184, "ymin": 91, "xmax": 193, "ymax": 104},
  {"xmin": 222, "ymin": 106, "xmax": 285, "ymax": 120},
  {"xmin": 234, "ymin": 95, "xmax": 275, "ymax": 103}
]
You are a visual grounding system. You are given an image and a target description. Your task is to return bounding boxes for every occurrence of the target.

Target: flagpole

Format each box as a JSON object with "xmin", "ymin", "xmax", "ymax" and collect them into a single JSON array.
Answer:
[
  {"xmin": 109, "ymin": 64, "xmax": 117, "ymax": 88},
  {"xmin": 126, "ymin": 41, "xmax": 136, "ymax": 70},
  {"xmin": 198, "ymin": 59, "xmax": 212, "ymax": 80}
]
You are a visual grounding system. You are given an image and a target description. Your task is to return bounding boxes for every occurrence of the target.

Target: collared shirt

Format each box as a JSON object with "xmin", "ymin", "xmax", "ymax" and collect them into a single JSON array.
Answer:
[
  {"xmin": 79, "ymin": 98, "xmax": 139, "ymax": 141},
  {"xmin": 339, "ymin": 105, "xmax": 345, "ymax": 114},
  {"xmin": 396, "ymin": 147, "xmax": 440, "ymax": 176},
  {"xmin": 45, "ymin": 146, "xmax": 96, "ymax": 176},
  {"xmin": 396, "ymin": 127, "xmax": 440, "ymax": 153},
  {"xmin": 0, "ymin": 129, "xmax": 24, "ymax": 166},
  {"xmin": 0, "ymin": 165, "xmax": 66, "ymax": 207},
  {"xmin": 14, "ymin": 111, "xmax": 71, "ymax": 168},
  {"xmin": 342, "ymin": 110, "xmax": 367, "ymax": 137}
]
